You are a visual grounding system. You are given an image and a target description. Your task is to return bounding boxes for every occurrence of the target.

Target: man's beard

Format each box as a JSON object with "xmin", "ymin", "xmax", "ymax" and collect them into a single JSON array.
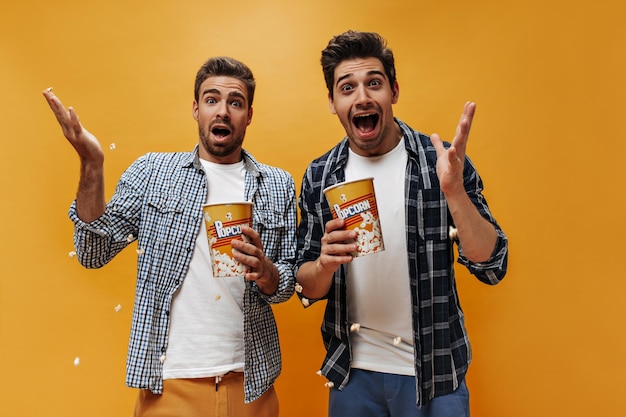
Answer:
[{"xmin": 198, "ymin": 126, "xmax": 244, "ymax": 159}]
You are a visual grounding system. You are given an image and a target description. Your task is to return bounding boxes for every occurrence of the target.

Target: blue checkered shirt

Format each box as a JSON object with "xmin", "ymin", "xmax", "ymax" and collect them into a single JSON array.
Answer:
[
  {"xmin": 69, "ymin": 146, "xmax": 297, "ymax": 403},
  {"xmin": 295, "ymin": 118, "xmax": 508, "ymax": 406}
]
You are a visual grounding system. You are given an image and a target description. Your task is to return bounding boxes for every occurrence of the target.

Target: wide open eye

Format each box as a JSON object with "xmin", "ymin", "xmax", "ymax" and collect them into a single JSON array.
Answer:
[{"xmin": 340, "ymin": 83, "xmax": 353, "ymax": 92}]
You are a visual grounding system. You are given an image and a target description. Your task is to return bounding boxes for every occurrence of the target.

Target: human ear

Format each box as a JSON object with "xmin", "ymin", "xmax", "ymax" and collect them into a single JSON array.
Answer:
[{"xmin": 328, "ymin": 93, "xmax": 337, "ymax": 115}]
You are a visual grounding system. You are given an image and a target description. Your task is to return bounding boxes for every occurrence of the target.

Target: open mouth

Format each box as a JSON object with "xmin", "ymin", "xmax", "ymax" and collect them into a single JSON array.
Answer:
[
  {"xmin": 353, "ymin": 113, "xmax": 379, "ymax": 134},
  {"xmin": 211, "ymin": 126, "xmax": 232, "ymax": 138}
]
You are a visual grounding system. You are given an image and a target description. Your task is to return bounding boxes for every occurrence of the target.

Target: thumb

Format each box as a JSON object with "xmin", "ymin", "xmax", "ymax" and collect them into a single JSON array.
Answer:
[{"xmin": 430, "ymin": 133, "xmax": 445, "ymax": 156}]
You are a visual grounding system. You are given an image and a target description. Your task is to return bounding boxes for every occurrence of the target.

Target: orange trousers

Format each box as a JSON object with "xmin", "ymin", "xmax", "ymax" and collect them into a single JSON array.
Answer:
[{"xmin": 133, "ymin": 373, "xmax": 279, "ymax": 417}]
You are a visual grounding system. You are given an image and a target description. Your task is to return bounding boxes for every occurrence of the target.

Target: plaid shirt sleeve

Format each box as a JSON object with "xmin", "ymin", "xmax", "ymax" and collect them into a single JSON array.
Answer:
[{"xmin": 454, "ymin": 155, "xmax": 508, "ymax": 284}]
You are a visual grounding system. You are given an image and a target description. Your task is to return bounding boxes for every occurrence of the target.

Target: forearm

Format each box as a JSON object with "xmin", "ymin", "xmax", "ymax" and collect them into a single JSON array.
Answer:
[
  {"xmin": 296, "ymin": 259, "xmax": 334, "ymax": 300},
  {"xmin": 75, "ymin": 160, "xmax": 106, "ymax": 222},
  {"xmin": 256, "ymin": 258, "xmax": 280, "ymax": 295},
  {"xmin": 446, "ymin": 190, "xmax": 497, "ymax": 262}
]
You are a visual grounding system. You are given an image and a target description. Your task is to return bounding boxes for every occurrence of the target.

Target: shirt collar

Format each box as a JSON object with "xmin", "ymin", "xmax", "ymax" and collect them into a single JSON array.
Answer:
[{"xmin": 185, "ymin": 145, "xmax": 263, "ymax": 178}]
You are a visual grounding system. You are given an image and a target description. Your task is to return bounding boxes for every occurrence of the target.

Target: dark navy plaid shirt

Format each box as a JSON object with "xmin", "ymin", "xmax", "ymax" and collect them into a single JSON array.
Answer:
[
  {"xmin": 69, "ymin": 146, "xmax": 297, "ymax": 403},
  {"xmin": 295, "ymin": 118, "xmax": 508, "ymax": 406}
]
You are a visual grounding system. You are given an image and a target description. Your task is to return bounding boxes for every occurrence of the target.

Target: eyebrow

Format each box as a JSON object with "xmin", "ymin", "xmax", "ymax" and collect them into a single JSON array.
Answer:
[
  {"xmin": 335, "ymin": 70, "xmax": 386, "ymax": 87},
  {"xmin": 201, "ymin": 88, "xmax": 247, "ymax": 102}
]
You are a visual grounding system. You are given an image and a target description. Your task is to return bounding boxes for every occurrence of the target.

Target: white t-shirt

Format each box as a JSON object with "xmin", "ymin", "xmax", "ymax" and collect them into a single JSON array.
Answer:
[
  {"xmin": 163, "ymin": 159, "xmax": 246, "ymax": 379},
  {"xmin": 344, "ymin": 138, "xmax": 415, "ymax": 376}
]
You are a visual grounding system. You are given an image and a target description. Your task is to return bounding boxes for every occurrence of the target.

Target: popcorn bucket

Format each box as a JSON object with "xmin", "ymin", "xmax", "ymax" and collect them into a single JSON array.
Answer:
[
  {"xmin": 202, "ymin": 202, "xmax": 253, "ymax": 277},
  {"xmin": 323, "ymin": 177, "xmax": 384, "ymax": 257}
]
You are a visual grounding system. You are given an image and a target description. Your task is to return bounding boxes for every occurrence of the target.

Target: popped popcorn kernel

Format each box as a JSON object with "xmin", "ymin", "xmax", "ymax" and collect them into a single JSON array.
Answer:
[
  {"xmin": 353, "ymin": 211, "xmax": 384, "ymax": 256},
  {"xmin": 215, "ymin": 294, "xmax": 221, "ymax": 301},
  {"xmin": 136, "ymin": 248, "xmax": 145, "ymax": 255},
  {"xmin": 301, "ymin": 297, "xmax": 310, "ymax": 307},
  {"xmin": 324, "ymin": 381, "xmax": 334, "ymax": 388},
  {"xmin": 126, "ymin": 234, "xmax": 134, "ymax": 243},
  {"xmin": 159, "ymin": 355, "xmax": 166, "ymax": 363},
  {"xmin": 208, "ymin": 235, "xmax": 248, "ymax": 277},
  {"xmin": 350, "ymin": 323, "xmax": 361, "ymax": 333},
  {"xmin": 295, "ymin": 282, "xmax": 303, "ymax": 293},
  {"xmin": 46, "ymin": 87, "xmax": 53, "ymax": 92},
  {"xmin": 393, "ymin": 337, "xmax": 402, "ymax": 346},
  {"xmin": 68, "ymin": 251, "xmax": 77, "ymax": 258},
  {"xmin": 73, "ymin": 357, "xmax": 80, "ymax": 366},
  {"xmin": 448, "ymin": 226, "xmax": 458, "ymax": 241},
  {"xmin": 316, "ymin": 370, "xmax": 322, "ymax": 376},
  {"xmin": 114, "ymin": 304, "xmax": 122, "ymax": 312},
  {"xmin": 109, "ymin": 143, "xmax": 116, "ymax": 150}
]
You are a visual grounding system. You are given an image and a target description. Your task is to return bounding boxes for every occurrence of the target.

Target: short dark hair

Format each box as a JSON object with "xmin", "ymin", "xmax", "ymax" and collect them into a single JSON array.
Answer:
[
  {"xmin": 194, "ymin": 56, "xmax": 256, "ymax": 107},
  {"xmin": 321, "ymin": 30, "xmax": 396, "ymax": 98}
]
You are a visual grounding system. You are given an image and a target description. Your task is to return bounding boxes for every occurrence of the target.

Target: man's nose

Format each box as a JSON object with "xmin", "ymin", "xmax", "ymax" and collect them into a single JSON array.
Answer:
[
  {"xmin": 216, "ymin": 101, "xmax": 230, "ymax": 119},
  {"xmin": 354, "ymin": 85, "xmax": 371, "ymax": 106}
]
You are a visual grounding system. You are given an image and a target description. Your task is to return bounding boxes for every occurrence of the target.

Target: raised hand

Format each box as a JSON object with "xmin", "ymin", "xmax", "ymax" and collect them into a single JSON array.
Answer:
[
  {"xmin": 430, "ymin": 101, "xmax": 476, "ymax": 197},
  {"xmin": 429, "ymin": 102, "xmax": 498, "ymax": 261},
  {"xmin": 42, "ymin": 89, "xmax": 104, "ymax": 165},
  {"xmin": 42, "ymin": 88, "xmax": 106, "ymax": 221}
]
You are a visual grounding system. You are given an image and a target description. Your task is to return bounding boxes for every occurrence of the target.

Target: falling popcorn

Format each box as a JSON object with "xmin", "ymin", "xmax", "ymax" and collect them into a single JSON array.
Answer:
[
  {"xmin": 324, "ymin": 381, "xmax": 334, "ymax": 388},
  {"xmin": 316, "ymin": 370, "xmax": 322, "ymax": 376},
  {"xmin": 350, "ymin": 323, "xmax": 361, "ymax": 333},
  {"xmin": 301, "ymin": 297, "xmax": 310, "ymax": 307},
  {"xmin": 448, "ymin": 225, "xmax": 458, "ymax": 241},
  {"xmin": 295, "ymin": 282, "xmax": 303, "ymax": 293},
  {"xmin": 109, "ymin": 143, "xmax": 116, "ymax": 150},
  {"xmin": 114, "ymin": 304, "xmax": 122, "ymax": 312},
  {"xmin": 214, "ymin": 294, "xmax": 221, "ymax": 301},
  {"xmin": 159, "ymin": 355, "xmax": 166, "ymax": 363},
  {"xmin": 46, "ymin": 87, "xmax": 53, "ymax": 92},
  {"xmin": 393, "ymin": 337, "xmax": 402, "ymax": 346},
  {"xmin": 126, "ymin": 234, "xmax": 134, "ymax": 243},
  {"xmin": 73, "ymin": 357, "xmax": 80, "ymax": 366},
  {"xmin": 136, "ymin": 248, "xmax": 145, "ymax": 255},
  {"xmin": 68, "ymin": 251, "xmax": 77, "ymax": 258}
]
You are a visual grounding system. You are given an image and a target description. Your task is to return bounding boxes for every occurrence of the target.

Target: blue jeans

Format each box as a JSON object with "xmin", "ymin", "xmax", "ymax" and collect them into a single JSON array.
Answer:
[{"xmin": 328, "ymin": 369, "xmax": 469, "ymax": 417}]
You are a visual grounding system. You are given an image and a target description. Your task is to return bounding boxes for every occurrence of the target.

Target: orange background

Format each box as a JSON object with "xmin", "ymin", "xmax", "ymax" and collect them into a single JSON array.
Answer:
[{"xmin": 1, "ymin": 0, "xmax": 625, "ymax": 416}]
